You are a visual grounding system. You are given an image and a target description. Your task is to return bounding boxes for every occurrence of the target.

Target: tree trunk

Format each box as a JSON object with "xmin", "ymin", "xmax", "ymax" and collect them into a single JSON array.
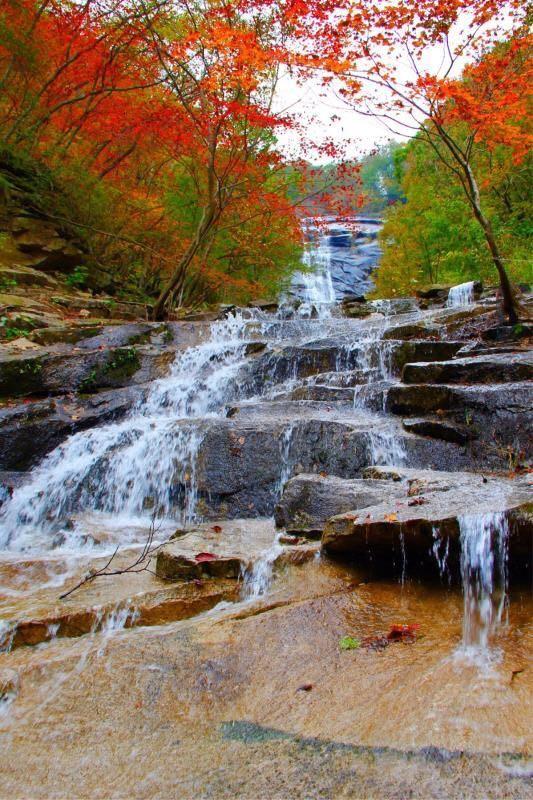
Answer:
[
  {"xmin": 462, "ymin": 164, "xmax": 519, "ymax": 324},
  {"xmin": 151, "ymin": 207, "xmax": 217, "ymax": 320}
]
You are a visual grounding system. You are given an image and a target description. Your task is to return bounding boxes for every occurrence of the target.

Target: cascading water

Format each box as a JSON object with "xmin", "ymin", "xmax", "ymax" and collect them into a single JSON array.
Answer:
[
  {"xmin": 0, "ymin": 314, "xmax": 254, "ymax": 553},
  {"xmin": 446, "ymin": 280, "xmax": 475, "ymax": 308},
  {"xmin": 352, "ymin": 316, "xmax": 406, "ymax": 467},
  {"xmin": 458, "ymin": 511, "xmax": 510, "ymax": 659},
  {"xmin": 241, "ymin": 533, "xmax": 284, "ymax": 600},
  {"xmin": 290, "ymin": 220, "xmax": 336, "ymax": 318}
]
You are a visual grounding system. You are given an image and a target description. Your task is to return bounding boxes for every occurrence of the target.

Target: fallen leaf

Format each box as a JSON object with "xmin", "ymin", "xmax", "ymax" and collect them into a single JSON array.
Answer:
[
  {"xmin": 408, "ymin": 497, "xmax": 427, "ymax": 506},
  {"xmin": 339, "ymin": 636, "xmax": 361, "ymax": 651},
  {"xmin": 297, "ymin": 683, "xmax": 313, "ymax": 692},
  {"xmin": 387, "ymin": 623, "xmax": 419, "ymax": 642},
  {"xmin": 211, "ymin": 525, "xmax": 223, "ymax": 533},
  {"xmin": 384, "ymin": 513, "xmax": 398, "ymax": 522},
  {"xmin": 195, "ymin": 552, "xmax": 218, "ymax": 562},
  {"xmin": 238, "ymin": 436, "xmax": 245, "ymax": 445}
]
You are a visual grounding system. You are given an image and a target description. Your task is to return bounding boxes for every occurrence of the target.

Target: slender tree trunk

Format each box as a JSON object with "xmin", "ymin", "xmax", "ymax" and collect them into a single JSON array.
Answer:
[
  {"xmin": 151, "ymin": 207, "xmax": 217, "ymax": 320},
  {"xmin": 462, "ymin": 163, "xmax": 518, "ymax": 323}
]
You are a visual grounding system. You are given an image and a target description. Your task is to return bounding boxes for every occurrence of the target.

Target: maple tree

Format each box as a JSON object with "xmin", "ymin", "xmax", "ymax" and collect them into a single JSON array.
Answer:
[
  {"xmin": 330, "ymin": 0, "xmax": 531, "ymax": 322},
  {"xmin": 0, "ymin": 0, "xmax": 325, "ymax": 314}
]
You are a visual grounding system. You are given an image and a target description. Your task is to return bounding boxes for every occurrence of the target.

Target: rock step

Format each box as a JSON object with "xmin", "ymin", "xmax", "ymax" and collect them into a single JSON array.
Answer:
[
  {"xmin": 274, "ymin": 474, "xmax": 405, "ymax": 534},
  {"xmin": 320, "ymin": 468, "xmax": 531, "ymax": 580},
  {"xmin": 249, "ymin": 340, "xmax": 462, "ymax": 386},
  {"xmin": 386, "ymin": 381, "xmax": 532, "ymax": 465},
  {"xmin": 2, "ymin": 580, "xmax": 240, "ymax": 651},
  {"xmin": 402, "ymin": 417, "xmax": 474, "ymax": 445},
  {"xmin": 402, "ymin": 351, "xmax": 533, "ymax": 385},
  {"xmin": 387, "ymin": 381, "xmax": 533, "ymax": 415},
  {"xmin": 0, "ymin": 344, "xmax": 176, "ymax": 398},
  {"xmin": 0, "ymin": 386, "xmax": 143, "ymax": 470}
]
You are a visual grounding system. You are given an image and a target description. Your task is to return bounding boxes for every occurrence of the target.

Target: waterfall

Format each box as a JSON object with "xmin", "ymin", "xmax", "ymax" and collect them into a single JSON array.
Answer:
[
  {"xmin": 0, "ymin": 314, "xmax": 252, "ymax": 553},
  {"xmin": 290, "ymin": 220, "xmax": 336, "ymax": 318},
  {"xmin": 458, "ymin": 511, "xmax": 509, "ymax": 659},
  {"xmin": 352, "ymin": 317, "xmax": 406, "ymax": 467},
  {"xmin": 241, "ymin": 533, "xmax": 284, "ymax": 600},
  {"xmin": 446, "ymin": 280, "xmax": 475, "ymax": 308}
]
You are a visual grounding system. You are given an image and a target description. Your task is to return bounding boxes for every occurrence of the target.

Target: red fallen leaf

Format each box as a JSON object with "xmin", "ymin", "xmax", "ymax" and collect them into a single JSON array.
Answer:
[
  {"xmin": 408, "ymin": 497, "xmax": 427, "ymax": 506},
  {"xmin": 195, "ymin": 552, "xmax": 218, "ymax": 562},
  {"xmin": 211, "ymin": 525, "xmax": 223, "ymax": 533},
  {"xmin": 387, "ymin": 623, "xmax": 419, "ymax": 642},
  {"xmin": 297, "ymin": 683, "xmax": 313, "ymax": 692}
]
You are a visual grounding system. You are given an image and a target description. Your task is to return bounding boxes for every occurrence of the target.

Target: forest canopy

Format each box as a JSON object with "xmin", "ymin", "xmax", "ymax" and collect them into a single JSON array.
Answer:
[{"xmin": 0, "ymin": 0, "xmax": 530, "ymax": 316}]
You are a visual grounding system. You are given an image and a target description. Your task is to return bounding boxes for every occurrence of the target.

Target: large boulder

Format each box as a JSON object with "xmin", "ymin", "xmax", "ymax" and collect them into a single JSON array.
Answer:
[
  {"xmin": 0, "ymin": 386, "xmax": 142, "ymax": 469},
  {"xmin": 274, "ymin": 474, "xmax": 404, "ymax": 534},
  {"xmin": 0, "ymin": 344, "xmax": 176, "ymax": 397},
  {"xmin": 322, "ymin": 468, "xmax": 531, "ymax": 580}
]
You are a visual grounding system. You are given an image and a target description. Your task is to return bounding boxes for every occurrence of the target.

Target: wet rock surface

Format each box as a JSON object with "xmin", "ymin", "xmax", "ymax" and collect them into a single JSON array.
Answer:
[
  {"xmin": 0, "ymin": 286, "xmax": 531, "ymax": 799},
  {"xmin": 402, "ymin": 350, "xmax": 533, "ymax": 385},
  {"xmin": 322, "ymin": 468, "xmax": 531, "ymax": 578},
  {"xmin": 274, "ymin": 474, "xmax": 404, "ymax": 534}
]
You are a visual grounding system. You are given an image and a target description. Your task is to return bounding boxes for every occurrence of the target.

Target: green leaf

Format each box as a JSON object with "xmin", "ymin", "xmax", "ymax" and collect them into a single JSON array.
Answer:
[{"xmin": 339, "ymin": 636, "xmax": 360, "ymax": 651}]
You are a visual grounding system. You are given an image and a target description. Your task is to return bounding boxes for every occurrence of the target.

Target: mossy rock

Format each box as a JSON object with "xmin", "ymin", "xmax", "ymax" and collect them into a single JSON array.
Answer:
[
  {"xmin": 78, "ymin": 347, "xmax": 140, "ymax": 392},
  {"xmin": 0, "ymin": 356, "xmax": 44, "ymax": 397},
  {"xmin": 29, "ymin": 325, "xmax": 103, "ymax": 346}
]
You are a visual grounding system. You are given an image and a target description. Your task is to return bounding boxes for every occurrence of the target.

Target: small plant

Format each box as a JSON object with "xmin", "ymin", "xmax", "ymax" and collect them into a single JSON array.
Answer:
[
  {"xmin": 339, "ymin": 636, "xmax": 361, "ymax": 651},
  {"xmin": 103, "ymin": 347, "xmax": 140, "ymax": 377},
  {"xmin": 0, "ymin": 276, "xmax": 17, "ymax": 291},
  {"xmin": 79, "ymin": 368, "xmax": 97, "ymax": 393},
  {"xmin": 65, "ymin": 265, "xmax": 88, "ymax": 289},
  {"xmin": 0, "ymin": 316, "xmax": 30, "ymax": 340}
]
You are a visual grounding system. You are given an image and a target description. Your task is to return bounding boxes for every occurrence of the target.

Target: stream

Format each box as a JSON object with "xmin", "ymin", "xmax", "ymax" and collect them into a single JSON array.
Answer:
[{"xmin": 0, "ymin": 223, "xmax": 531, "ymax": 799}]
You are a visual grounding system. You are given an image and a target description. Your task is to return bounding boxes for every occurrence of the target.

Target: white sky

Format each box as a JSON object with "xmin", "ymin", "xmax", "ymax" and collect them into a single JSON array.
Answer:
[
  {"xmin": 272, "ymin": 9, "xmax": 501, "ymax": 163},
  {"xmin": 274, "ymin": 70, "xmax": 400, "ymax": 162}
]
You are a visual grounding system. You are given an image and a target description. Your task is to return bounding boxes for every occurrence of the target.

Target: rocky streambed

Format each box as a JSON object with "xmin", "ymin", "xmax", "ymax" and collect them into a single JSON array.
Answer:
[{"xmin": 0, "ymin": 287, "xmax": 531, "ymax": 799}]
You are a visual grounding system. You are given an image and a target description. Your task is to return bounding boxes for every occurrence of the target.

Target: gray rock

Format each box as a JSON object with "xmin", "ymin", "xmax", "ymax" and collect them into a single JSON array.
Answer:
[
  {"xmin": 386, "ymin": 385, "xmax": 453, "ymax": 415},
  {"xmin": 402, "ymin": 351, "xmax": 533, "ymax": 385},
  {"xmin": 383, "ymin": 322, "xmax": 442, "ymax": 341},
  {"xmin": 0, "ymin": 344, "xmax": 176, "ymax": 397},
  {"xmin": 322, "ymin": 469, "xmax": 531, "ymax": 579},
  {"xmin": 274, "ymin": 474, "xmax": 404, "ymax": 533},
  {"xmin": 0, "ymin": 386, "xmax": 142, "ymax": 469},
  {"xmin": 390, "ymin": 340, "xmax": 463, "ymax": 374},
  {"xmin": 402, "ymin": 417, "xmax": 474, "ymax": 445}
]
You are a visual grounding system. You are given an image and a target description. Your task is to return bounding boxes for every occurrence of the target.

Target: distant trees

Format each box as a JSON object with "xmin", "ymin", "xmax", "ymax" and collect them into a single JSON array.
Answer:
[{"xmin": 374, "ymin": 133, "xmax": 532, "ymax": 297}]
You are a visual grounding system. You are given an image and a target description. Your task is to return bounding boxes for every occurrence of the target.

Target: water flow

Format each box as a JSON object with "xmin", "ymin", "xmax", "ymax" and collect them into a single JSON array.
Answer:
[
  {"xmin": 241, "ymin": 533, "xmax": 284, "ymax": 600},
  {"xmin": 458, "ymin": 511, "xmax": 509, "ymax": 659},
  {"xmin": 0, "ymin": 314, "xmax": 252, "ymax": 553},
  {"xmin": 291, "ymin": 222, "xmax": 336, "ymax": 318},
  {"xmin": 446, "ymin": 281, "xmax": 475, "ymax": 308},
  {"xmin": 353, "ymin": 317, "xmax": 406, "ymax": 467}
]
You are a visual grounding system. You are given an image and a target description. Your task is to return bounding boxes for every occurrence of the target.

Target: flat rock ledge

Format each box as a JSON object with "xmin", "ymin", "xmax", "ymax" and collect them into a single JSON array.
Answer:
[
  {"xmin": 320, "ymin": 467, "xmax": 531, "ymax": 580},
  {"xmin": 156, "ymin": 542, "xmax": 318, "ymax": 582},
  {"xmin": 274, "ymin": 474, "xmax": 405, "ymax": 534}
]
